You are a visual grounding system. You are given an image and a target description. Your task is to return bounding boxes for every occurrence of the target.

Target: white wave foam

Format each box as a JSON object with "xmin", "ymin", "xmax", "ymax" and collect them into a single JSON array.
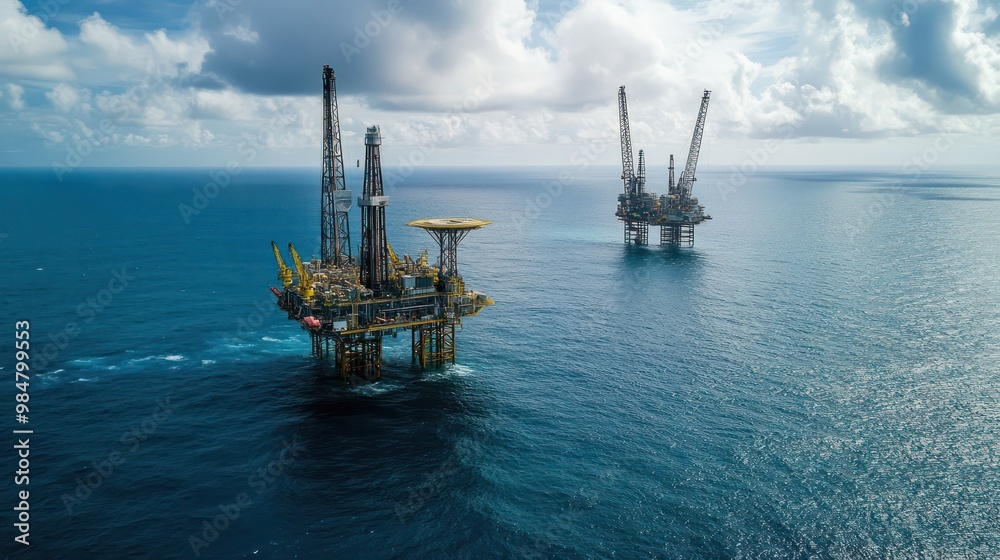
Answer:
[
  {"xmin": 69, "ymin": 358, "xmax": 98, "ymax": 364},
  {"xmin": 423, "ymin": 364, "xmax": 475, "ymax": 382},
  {"xmin": 164, "ymin": 355, "xmax": 185, "ymax": 361},
  {"xmin": 351, "ymin": 381, "xmax": 403, "ymax": 395}
]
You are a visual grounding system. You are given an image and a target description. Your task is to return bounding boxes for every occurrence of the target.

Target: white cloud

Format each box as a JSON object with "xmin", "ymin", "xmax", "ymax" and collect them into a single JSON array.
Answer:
[
  {"xmin": 222, "ymin": 25, "xmax": 259, "ymax": 44},
  {"xmin": 46, "ymin": 84, "xmax": 80, "ymax": 112},
  {"xmin": 0, "ymin": 0, "xmax": 73, "ymax": 80},
  {"xmin": 953, "ymin": 0, "xmax": 1000, "ymax": 106},
  {"xmin": 5, "ymin": 83, "xmax": 24, "ymax": 110},
  {"xmin": 4, "ymin": 0, "xmax": 1000, "ymax": 166},
  {"xmin": 79, "ymin": 13, "xmax": 211, "ymax": 79},
  {"xmin": 30, "ymin": 121, "xmax": 64, "ymax": 143}
]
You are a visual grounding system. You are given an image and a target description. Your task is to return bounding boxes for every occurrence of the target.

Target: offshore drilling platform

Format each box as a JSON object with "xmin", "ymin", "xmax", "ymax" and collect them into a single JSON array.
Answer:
[
  {"xmin": 616, "ymin": 87, "xmax": 712, "ymax": 246},
  {"xmin": 269, "ymin": 65, "xmax": 493, "ymax": 382}
]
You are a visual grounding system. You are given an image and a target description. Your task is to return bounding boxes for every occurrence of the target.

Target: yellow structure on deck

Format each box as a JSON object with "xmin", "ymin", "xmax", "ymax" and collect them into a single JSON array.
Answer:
[{"xmin": 272, "ymin": 218, "xmax": 493, "ymax": 382}]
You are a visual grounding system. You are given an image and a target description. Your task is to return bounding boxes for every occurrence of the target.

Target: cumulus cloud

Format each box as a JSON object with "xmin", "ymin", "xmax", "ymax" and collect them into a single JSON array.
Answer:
[
  {"xmin": 0, "ymin": 0, "xmax": 73, "ymax": 80},
  {"xmin": 705, "ymin": 0, "xmax": 1000, "ymax": 139},
  {"xmin": 879, "ymin": 0, "xmax": 998, "ymax": 112},
  {"xmin": 4, "ymin": 83, "xmax": 25, "ymax": 110},
  {"xmin": 78, "ymin": 13, "xmax": 212, "ymax": 79},
  {"xmin": 46, "ymin": 84, "xmax": 80, "ymax": 112},
  {"xmin": 183, "ymin": 0, "xmax": 1000, "ymax": 142},
  {"xmin": 30, "ymin": 122, "xmax": 65, "ymax": 143},
  {"xmin": 2, "ymin": 0, "xmax": 1000, "ymax": 166}
]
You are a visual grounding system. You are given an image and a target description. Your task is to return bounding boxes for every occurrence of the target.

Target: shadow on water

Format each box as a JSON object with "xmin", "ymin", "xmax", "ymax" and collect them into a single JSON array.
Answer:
[
  {"xmin": 620, "ymin": 243, "xmax": 707, "ymax": 269},
  {"xmin": 272, "ymin": 358, "xmax": 491, "ymax": 492},
  {"xmin": 613, "ymin": 244, "xmax": 709, "ymax": 312},
  {"xmin": 156, "ymin": 356, "xmax": 502, "ymax": 558}
]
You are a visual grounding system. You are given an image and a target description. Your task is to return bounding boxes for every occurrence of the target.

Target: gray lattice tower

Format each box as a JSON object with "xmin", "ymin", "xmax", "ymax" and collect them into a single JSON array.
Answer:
[
  {"xmin": 637, "ymin": 149, "xmax": 646, "ymax": 199},
  {"xmin": 617, "ymin": 85, "xmax": 646, "ymax": 245},
  {"xmin": 668, "ymin": 154, "xmax": 675, "ymax": 193},
  {"xmin": 321, "ymin": 64, "xmax": 352, "ymax": 266},
  {"xmin": 359, "ymin": 126, "xmax": 389, "ymax": 293},
  {"xmin": 676, "ymin": 90, "xmax": 711, "ymax": 202},
  {"xmin": 618, "ymin": 86, "xmax": 637, "ymax": 202},
  {"xmin": 432, "ymin": 228, "xmax": 471, "ymax": 278}
]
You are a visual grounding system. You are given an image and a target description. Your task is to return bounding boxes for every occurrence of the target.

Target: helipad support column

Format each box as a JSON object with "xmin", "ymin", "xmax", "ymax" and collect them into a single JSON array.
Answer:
[
  {"xmin": 407, "ymin": 218, "xmax": 490, "ymax": 368},
  {"xmin": 406, "ymin": 218, "xmax": 491, "ymax": 280}
]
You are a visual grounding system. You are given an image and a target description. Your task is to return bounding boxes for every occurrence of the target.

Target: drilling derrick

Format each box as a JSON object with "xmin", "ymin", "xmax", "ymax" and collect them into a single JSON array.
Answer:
[
  {"xmin": 668, "ymin": 154, "xmax": 675, "ymax": 193},
  {"xmin": 616, "ymin": 86, "xmax": 648, "ymax": 245},
  {"xmin": 268, "ymin": 64, "xmax": 494, "ymax": 383},
  {"xmin": 359, "ymin": 126, "xmax": 390, "ymax": 294},
  {"xmin": 637, "ymin": 149, "xmax": 646, "ymax": 198},
  {"xmin": 321, "ymin": 65, "xmax": 352, "ymax": 266}
]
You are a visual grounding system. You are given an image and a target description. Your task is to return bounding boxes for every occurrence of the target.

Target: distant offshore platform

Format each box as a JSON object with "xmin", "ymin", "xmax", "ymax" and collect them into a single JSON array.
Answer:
[{"xmin": 616, "ymin": 87, "xmax": 712, "ymax": 246}]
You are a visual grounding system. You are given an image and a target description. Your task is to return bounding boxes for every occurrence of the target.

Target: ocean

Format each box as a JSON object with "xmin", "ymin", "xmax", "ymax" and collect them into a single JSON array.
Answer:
[{"xmin": 1, "ymin": 164, "xmax": 998, "ymax": 558}]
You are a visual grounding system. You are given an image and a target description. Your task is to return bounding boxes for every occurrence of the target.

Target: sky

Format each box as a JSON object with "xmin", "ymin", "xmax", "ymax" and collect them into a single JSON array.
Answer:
[{"xmin": 1, "ymin": 0, "xmax": 998, "ymax": 169}]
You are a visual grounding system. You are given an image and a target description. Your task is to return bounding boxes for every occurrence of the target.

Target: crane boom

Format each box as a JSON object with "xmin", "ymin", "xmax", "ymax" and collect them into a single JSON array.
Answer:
[
  {"xmin": 675, "ymin": 90, "xmax": 711, "ymax": 201},
  {"xmin": 618, "ymin": 86, "xmax": 637, "ymax": 201},
  {"xmin": 287, "ymin": 242, "xmax": 314, "ymax": 298},
  {"xmin": 386, "ymin": 242, "xmax": 401, "ymax": 267},
  {"xmin": 271, "ymin": 241, "xmax": 294, "ymax": 287}
]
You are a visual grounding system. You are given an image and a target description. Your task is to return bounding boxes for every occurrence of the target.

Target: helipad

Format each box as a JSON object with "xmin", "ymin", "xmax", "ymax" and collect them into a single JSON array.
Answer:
[{"xmin": 406, "ymin": 218, "xmax": 492, "ymax": 230}]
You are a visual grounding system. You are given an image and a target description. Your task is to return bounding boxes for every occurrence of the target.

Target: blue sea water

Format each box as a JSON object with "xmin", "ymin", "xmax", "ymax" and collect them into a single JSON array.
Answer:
[{"xmin": 1, "ymin": 164, "xmax": 999, "ymax": 558}]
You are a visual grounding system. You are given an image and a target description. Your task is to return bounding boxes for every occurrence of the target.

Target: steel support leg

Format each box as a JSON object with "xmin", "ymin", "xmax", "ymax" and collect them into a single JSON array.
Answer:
[{"xmin": 411, "ymin": 322, "xmax": 456, "ymax": 368}]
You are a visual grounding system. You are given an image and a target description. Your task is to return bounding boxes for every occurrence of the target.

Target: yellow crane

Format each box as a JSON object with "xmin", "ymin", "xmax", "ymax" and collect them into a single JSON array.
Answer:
[
  {"xmin": 287, "ymin": 243, "xmax": 314, "ymax": 298},
  {"xmin": 271, "ymin": 241, "xmax": 295, "ymax": 287},
  {"xmin": 386, "ymin": 242, "xmax": 402, "ymax": 268}
]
